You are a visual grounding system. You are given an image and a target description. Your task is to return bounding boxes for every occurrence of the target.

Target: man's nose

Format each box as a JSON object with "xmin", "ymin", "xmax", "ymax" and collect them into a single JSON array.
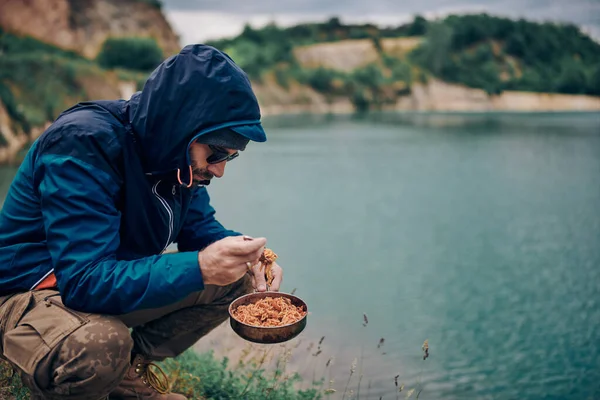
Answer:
[{"xmin": 207, "ymin": 161, "xmax": 226, "ymax": 178}]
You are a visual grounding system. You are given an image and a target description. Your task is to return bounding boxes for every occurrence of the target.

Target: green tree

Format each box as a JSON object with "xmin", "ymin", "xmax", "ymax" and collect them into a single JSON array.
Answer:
[
  {"xmin": 416, "ymin": 22, "xmax": 454, "ymax": 75},
  {"xmin": 588, "ymin": 65, "xmax": 600, "ymax": 96},
  {"xmin": 407, "ymin": 16, "xmax": 428, "ymax": 36},
  {"xmin": 555, "ymin": 60, "xmax": 588, "ymax": 94},
  {"xmin": 97, "ymin": 37, "xmax": 163, "ymax": 72},
  {"xmin": 301, "ymin": 68, "xmax": 339, "ymax": 93},
  {"xmin": 352, "ymin": 64, "xmax": 385, "ymax": 88}
]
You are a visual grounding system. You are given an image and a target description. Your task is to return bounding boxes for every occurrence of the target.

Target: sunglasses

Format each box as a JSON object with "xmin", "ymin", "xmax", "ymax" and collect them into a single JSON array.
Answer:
[{"xmin": 206, "ymin": 145, "xmax": 239, "ymax": 164}]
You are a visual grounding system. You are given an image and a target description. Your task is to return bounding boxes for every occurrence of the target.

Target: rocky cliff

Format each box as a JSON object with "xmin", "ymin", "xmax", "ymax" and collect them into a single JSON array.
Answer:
[
  {"xmin": 401, "ymin": 79, "xmax": 600, "ymax": 112},
  {"xmin": 256, "ymin": 77, "xmax": 600, "ymax": 116},
  {"xmin": 293, "ymin": 38, "xmax": 421, "ymax": 72},
  {"xmin": 288, "ymin": 39, "xmax": 600, "ymax": 113},
  {"xmin": 0, "ymin": 0, "xmax": 181, "ymax": 58}
]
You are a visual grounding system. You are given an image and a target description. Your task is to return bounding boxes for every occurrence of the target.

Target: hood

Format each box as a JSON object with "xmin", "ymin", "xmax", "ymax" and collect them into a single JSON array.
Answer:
[{"xmin": 127, "ymin": 44, "xmax": 266, "ymax": 177}]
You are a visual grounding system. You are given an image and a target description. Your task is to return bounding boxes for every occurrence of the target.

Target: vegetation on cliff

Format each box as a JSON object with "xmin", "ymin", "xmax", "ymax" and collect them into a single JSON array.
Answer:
[
  {"xmin": 0, "ymin": 28, "xmax": 148, "ymax": 137},
  {"xmin": 210, "ymin": 14, "xmax": 600, "ymax": 97},
  {"xmin": 0, "ymin": 27, "xmax": 90, "ymax": 132},
  {"xmin": 410, "ymin": 14, "xmax": 600, "ymax": 95},
  {"xmin": 207, "ymin": 14, "xmax": 600, "ymax": 100},
  {"xmin": 1, "ymin": 12, "xmax": 599, "ymax": 162},
  {"xmin": 97, "ymin": 37, "xmax": 164, "ymax": 72}
]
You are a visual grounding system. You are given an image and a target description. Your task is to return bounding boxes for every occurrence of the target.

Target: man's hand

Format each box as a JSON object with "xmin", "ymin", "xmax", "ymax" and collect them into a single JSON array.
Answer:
[
  {"xmin": 198, "ymin": 236, "xmax": 266, "ymax": 286},
  {"xmin": 249, "ymin": 262, "xmax": 283, "ymax": 292}
]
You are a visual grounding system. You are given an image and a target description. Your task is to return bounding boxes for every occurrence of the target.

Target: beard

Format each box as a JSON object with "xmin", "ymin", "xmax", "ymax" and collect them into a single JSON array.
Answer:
[{"xmin": 192, "ymin": 166, "xmax": 214, "ymax": 186}]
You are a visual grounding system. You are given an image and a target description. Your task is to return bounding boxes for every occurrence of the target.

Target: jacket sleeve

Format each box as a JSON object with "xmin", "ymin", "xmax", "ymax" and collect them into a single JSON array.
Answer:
[
  {"xmin": 176, "ymin": 186, "xmax": 240, "ymax": 252},
  {"xmin": 38, "ymin": 154, "xmax": 204, "ymax": 314}
]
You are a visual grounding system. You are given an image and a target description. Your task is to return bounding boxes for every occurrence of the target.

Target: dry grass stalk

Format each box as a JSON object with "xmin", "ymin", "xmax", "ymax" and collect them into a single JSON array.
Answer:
[
  {"xmin": 422, "ymin": 339, "xmax": 429, "ymax": 360},
  {"xmin": 341, "ymin": 358, "xmax": 357, "ymax": 400}
]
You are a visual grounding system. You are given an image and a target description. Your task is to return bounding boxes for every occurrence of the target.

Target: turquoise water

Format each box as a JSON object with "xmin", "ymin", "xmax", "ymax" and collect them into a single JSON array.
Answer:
[{"xmin": 1, "ymin": 112, "xmax": 599, "ymax": 399}]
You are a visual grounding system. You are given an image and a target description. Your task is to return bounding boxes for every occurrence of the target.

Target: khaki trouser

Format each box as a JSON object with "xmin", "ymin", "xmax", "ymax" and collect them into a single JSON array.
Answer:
[{"xmin": 0, "ymin": 275, "xmax": 252, "ymax": 400}]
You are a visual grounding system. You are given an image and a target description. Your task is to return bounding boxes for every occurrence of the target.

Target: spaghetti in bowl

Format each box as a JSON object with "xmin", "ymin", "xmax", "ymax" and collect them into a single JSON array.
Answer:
[{"xmin": 228, "ymin": 292, "xmax": 308, "ymax": 344}]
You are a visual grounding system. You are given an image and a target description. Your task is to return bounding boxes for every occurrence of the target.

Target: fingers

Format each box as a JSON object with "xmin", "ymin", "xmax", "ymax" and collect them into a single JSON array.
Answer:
[
  {"xmin": 228, "ymin": 236, "xmax": 267, "ymax": 256},
  {"xmin": 252, "ymin": 262, "xmax": 268, "ymax": 292},
  {"xmin": 249, "ymin": 247, "xmax": 264, "ymax": 265},
  {"xmin": 269, "ymin": 262, "xmax": 283, "ymax": 292}
]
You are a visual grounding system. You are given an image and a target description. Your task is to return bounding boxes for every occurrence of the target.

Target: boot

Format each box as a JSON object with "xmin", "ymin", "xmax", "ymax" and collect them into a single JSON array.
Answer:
[{"xmin": 109, "ymin": 355, "xmax": 187, "ymax": 400}]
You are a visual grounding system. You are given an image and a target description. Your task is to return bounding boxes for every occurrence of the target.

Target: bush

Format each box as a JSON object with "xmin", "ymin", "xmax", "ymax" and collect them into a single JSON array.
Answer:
[
  {"xmin": 0, "ymin": 29, "xmax": 83, "ymax": 60},
  {"xmin": 300, "ymin": 68, "xmax": 340, "ymax": 93},
  {"xmin": 588, "ymin": 66, "xmax": 600, "ymax": 96},
  {"xmin": 407, "ymin": 16, "xmax": 428, "ymax": 36},
  {"xmin": 382, "ymin": 55, "xmax": 413, "ymax": 85},
  {"xmin": 274, "ymin": 67, "xmax": 291, "ymax": 90},
  {"xmin": 213, "ymin": 24, "xmax": 295, "ymax": 80},
  {"xmin": 97, "ymin": 37, "xmax": 164, "ymax": 72},
  {"xmin": 351, "ymin": 90, "xmax": 370, "ymax": 113},
  {"xmin": 410, "ymin": 22, "xmax": 454, "ymax": 76},
  {"xmin": 0, "ymin": 54, "xmax": 88, "ymax": 128},
  {"xmin": 0, "ymin": 29, "xmax": 100, "ymax": 133},
  {"xmin": 555, "ymin": 60, "xmax": 588, "ymax": 94},
  {"xmin": 351, "ymin": 64, "xmax": 385, "ymax": 88},
  {"xmin": 0, "ymin": 81, "xmax": 30, "ymax": 133}
]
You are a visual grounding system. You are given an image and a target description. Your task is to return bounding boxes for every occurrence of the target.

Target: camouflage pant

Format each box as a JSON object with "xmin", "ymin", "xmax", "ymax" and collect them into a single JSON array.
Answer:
[{"xmin": 0, "ymin": 275, "xmax": 252, "ymax": 400}]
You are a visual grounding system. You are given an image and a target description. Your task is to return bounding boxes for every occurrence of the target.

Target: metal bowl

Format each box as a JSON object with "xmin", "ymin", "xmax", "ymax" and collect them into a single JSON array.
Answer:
[{"xmin": 228, "ymin": 291, "xmax": 308, "ymax": 344}]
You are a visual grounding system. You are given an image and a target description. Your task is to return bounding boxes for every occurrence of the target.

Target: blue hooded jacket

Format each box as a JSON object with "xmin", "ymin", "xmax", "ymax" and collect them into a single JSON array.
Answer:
[{"xmin": 0, "ymin": 44, "xmax": 267, "ymax": 314}]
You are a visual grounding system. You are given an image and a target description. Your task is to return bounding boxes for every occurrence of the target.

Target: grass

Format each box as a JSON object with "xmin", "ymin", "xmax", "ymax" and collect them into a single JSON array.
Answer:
[
  {"xmin": 161, "ymin": 350, "xmax": 320, "ymax": 400},
  {"xmin": 0, "ymin": 314, "xmax": 430, "ymax": 399},
  {"xmin": 0, "ymin": 359, "xmax": 28, "ymax": 400},
  {"xmin": 0, "ymin": 349, "xmax": 321, "ymax": 400}
]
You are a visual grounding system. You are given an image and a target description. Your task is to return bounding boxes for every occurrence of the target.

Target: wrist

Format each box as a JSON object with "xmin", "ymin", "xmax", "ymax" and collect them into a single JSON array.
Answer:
[{"xmin": 197, "ymin": 250, "xmax": 210, "ymax": 285}]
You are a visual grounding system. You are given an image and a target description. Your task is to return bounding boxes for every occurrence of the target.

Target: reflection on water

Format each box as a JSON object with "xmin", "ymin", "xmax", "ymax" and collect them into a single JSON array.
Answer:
[{"xmin": 2, "ymin": 112, "xmax": 600, "ymax": 399}]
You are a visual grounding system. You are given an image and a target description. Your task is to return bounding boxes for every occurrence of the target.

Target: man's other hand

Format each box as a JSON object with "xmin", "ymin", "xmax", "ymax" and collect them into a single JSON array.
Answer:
[
  {"xmin": 250, "ymin": 261, "xmax": 283, "ymax": 292},
  {"xmin": 198, "ymin": 236, "xmax": 266, "ymax": 286}
]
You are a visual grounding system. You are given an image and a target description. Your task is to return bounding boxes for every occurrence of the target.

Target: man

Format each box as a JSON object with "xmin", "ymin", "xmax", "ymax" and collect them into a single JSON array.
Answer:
[{"xmin": 0, "ymin": 44, "xmax": 282, "ymax": 399}]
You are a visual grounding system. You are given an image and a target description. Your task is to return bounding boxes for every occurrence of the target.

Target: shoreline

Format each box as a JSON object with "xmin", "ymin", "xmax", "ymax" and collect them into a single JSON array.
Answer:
[
  {"xmin": 262, "ymin": 108, "xmax": 600, "ymax": 118},
  {"xmin": 256, "ymin": 78, "xmax": 600, "ymax": 118},
  {"xmin": 1, "ymin": 104, "xmax": 599, "ymax": 166}
]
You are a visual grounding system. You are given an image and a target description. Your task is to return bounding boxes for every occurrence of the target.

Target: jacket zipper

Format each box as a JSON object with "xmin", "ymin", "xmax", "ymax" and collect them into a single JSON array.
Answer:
[
  {"xmin": 152, "ymin": 180, "xmax": 173, "ymax": 253},
  {"xmin": 29, "ymin": 268, "xmax": 55, "ymax": 290}
]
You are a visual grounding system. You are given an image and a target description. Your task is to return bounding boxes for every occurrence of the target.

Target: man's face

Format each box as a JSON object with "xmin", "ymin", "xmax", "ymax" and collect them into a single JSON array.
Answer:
[{"xmin": 189, "ymin": 142, "xmax": 238, "ymax": 185}]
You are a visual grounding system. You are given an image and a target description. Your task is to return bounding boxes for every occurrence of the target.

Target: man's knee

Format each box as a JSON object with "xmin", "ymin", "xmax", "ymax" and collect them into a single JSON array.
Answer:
[{"xmin": 35, "ymin": 315, "xmax": 133, "ymax": 398}]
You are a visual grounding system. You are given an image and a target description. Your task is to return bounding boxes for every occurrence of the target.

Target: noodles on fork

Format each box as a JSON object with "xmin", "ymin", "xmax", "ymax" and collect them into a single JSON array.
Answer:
[{"xmin": 259, "ymin": 248, "xmax": 278, "ymax": 286}]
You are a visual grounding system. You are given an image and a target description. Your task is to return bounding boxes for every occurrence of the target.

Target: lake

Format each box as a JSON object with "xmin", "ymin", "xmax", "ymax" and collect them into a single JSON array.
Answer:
[{"xmin": 1, "ymin": 112, "xmax": 599, "ymax": 399}]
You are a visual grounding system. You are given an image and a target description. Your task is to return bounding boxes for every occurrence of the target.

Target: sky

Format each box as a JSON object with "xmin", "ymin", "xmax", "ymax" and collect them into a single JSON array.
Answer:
[{"xmin": 161, "ymin": 0, "xmax": 600, "ymax": 44}]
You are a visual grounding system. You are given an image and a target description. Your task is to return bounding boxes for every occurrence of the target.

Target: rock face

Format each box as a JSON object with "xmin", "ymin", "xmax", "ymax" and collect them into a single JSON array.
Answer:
[
  {"xmin": 294, "ymin": 39, "xmax": 379, "ymax": 72},
  {"xmin": 0, "ymin": 0, "xmax": 181, "ymax": 58},
  {"xmin": 293, "ymin": 38, "xmax": 421, "ymax": 71},
  {"xmin": 401, "ymin": 79, "xmax": 600, "ymax": 112}
]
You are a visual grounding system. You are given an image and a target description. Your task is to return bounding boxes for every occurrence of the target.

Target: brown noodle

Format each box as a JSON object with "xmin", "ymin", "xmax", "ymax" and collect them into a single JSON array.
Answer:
[
  {"xmin": 259, "ymin": 248, "xmax": 278, "ymax": 285},
  {"xmin": 232, "ymin": 296, "xmax": 306, "ymax": 327}
]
